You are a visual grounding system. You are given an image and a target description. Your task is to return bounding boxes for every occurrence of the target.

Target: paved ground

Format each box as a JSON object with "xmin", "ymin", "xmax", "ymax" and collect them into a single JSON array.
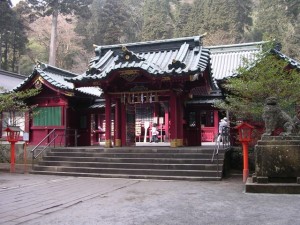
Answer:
[{"xmin": 1, "ymin": 171, "xmax": 300, "ymax": 225}]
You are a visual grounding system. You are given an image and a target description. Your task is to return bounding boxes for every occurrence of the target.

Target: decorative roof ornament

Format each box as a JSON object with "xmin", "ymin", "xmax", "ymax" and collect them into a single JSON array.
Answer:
[
  {"xmin": 115, "ymin": 45, "xmax": 146, "ymax": 64},
  {"xmin": 35, "ymin": 60, "xmax": 47, "ymax": 69},
  {"xmin": 168, "ymin": 59, "xmax": 186, "ymax": 70}
]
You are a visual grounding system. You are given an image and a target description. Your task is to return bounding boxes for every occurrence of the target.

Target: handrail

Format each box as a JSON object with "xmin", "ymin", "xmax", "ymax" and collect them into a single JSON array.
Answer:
[
  {"xmin": 31, "ymin": 128, "xmax": 78, "ymax": 168},
  {"xmin": 31, "ymin": 129, "xmax": 57, "ymax": 154},
  {"xmin": 31, "ymin": 129, "xmax": 58, "ymax": 168},
  {"xmin": 33, "ymin": 134, "xmax": 59, "ymax": 159}
]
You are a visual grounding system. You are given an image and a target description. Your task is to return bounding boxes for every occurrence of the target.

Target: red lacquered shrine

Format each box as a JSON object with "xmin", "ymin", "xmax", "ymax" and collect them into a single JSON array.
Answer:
[
  {"xmin": 14, "ymin": 63, "xmax": 102, "ymax": 146},
  {"xmin": 68, "ymin": 36, "xmax": 222, "ymax": 147}
]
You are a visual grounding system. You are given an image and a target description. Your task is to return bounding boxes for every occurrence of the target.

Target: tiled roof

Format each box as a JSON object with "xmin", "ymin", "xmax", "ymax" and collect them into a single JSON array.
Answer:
[
  {"xmin": 69, "ymin": 36, "xmax": 210, "ymax": 83},
  {"xmin": 14, "ymin": 63, "xmax": 102, "ymax": 97},
  {"xmin": 208, "ymin": 42, "xmax": 265, "ymax": 81},
  {"xmin": 0, "ymin": 69, "xmax": 26, "ymax": 92},
  {"xmin": 272, "ymin": 49, "xmax": 300, "ymax": 70}
]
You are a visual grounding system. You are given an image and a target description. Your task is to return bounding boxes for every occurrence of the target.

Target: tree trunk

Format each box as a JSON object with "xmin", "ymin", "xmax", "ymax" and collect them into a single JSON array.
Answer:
[
  {"xmin": 49, "ymin": 4, "xmax": 59, "ymax": 66},
  {"xmin": 0, "ymin": 34, "xmax": 2, "ymax": 69},
  {"xmin": 12, "ymin": 31, "xmax": 16, "ymax": 72}
]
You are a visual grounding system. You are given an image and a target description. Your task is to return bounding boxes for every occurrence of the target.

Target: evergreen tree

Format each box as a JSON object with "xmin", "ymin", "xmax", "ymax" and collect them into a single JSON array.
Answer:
[
  {"xmin": 254, "ymin": 0, "xmax": 300, "ymax": 61},
  {"xmin": 76, "ymin": 0, "xmax": 142, "ymax": 48},
  {"xmin": 25, "ymin": 0, "xmax": 92, "ymax": 66},
  {"xmin": 174, "ymin": 2, "xmax": 193, "ymax": 37},
  {"xmin": 0, "ymin": 0, "xmax": 28, "ymax": 73},
  {"xmin": 186, "ymin": 0, "xmax": 252, "ymax": 45},
  {"xmin": 101, "ymin": 0, "xmax": 130, "ymax": 45},
  {"xmin": 141, "ymin": 0, "xmax": 175, "ymax": 41},
  {"xmin": 0, "ymin": 87, "xmax": 40, "ymax": 126},
  {"xmin": 215, "ymin": 47, "xmax": 300, "ymax": 119}
]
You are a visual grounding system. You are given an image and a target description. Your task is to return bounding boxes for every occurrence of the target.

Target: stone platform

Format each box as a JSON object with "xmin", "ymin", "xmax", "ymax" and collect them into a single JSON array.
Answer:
[{"xmin": 246, "ymin": 136, "xmax": 300, "ymax": 194}]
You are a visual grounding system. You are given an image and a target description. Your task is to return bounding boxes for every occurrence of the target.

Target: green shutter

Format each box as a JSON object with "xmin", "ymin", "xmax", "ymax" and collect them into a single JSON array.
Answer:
[{"xmin": 33, "ymin": 107, "xmax": 62, "ymax": 126}]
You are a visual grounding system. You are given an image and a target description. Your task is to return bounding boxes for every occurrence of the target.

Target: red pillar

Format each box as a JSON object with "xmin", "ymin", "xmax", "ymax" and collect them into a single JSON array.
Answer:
[
  {"xmin": 121, "ymin": 102, "xmax": 126, "ymax": 146},
  {"xmin": 105, "ymin": 94, "xmax": 112, "ymax": 148},
  {"xmin": 114, "ymin": 99, "xmax": 122, "ymax": 147},
  {"xmin": 164, "ymin": 109, "xmax": 169, "ymax": 141},
  {"xmin": 177, "ymin": 97, "xmax": 184, "ymax": 146},
  {"xmin": 170, "ymin": 92, "xmax": 178, "ymax": 147},
  {"xmin": 10, "ymin": 141, "xmax": 16, "ymax": 173},
  {"xmin": 214, "ymin": 110, "xmax": 219, "ymax": 140},
  {"xmin": 242, "ymin": 142, "xmax": 249, "ymax": 182}
]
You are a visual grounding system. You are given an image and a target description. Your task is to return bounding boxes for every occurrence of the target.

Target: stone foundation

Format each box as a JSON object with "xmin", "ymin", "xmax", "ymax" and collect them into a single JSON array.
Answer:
[
  {"xmin": 246, "ymin": 136, "xmax": 300, "ymax": 194},
  {"xmin": 254, "ymin": 136, "xmax": 300, "ymax": 183}
]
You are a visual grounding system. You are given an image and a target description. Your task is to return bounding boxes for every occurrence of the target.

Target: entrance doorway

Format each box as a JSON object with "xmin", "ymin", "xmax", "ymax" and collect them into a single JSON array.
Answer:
[{"xmin": 134, "ymin": 102, "xmax": 169, "ymax": 145}]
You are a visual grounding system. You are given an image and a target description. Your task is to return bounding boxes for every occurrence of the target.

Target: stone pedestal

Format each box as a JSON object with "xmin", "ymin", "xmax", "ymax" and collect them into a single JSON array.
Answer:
[{"xmin": 246, "ymin": 136, "xmax": 300, "ymax": 194}]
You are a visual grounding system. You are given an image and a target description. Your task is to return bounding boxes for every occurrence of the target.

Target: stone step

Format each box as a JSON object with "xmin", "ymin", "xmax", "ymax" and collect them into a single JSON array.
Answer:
[
  {"xmin": 38, "ymin": 161, "xmax": 222, "ymax": 170},
  {"xmin": 50, "ymin": 147, "xmax": 224, "ymax": 154},
  {"xmin": 46, "ymin": 152, "xmax": 222, "ymax": 159},
  {"xmin": 32, "ymin": 165, "xmax": 221, "ymax": 177},
  {"xmin": 42, "ymin": 156, "xmax": 219, "ymax": 164},
  {"xmin": 32, "ymin": 146, "xmax": 226, "ymax": 181},
  {"xmin": 30, "ymin": 170, "xmax": 222, "ymax": 181}
]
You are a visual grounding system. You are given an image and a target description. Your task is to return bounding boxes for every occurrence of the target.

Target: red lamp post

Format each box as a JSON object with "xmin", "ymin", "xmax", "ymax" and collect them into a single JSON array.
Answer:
[
  {"xmin": 4, "ymin": 126, "xmax": 21, "ymax": 173},
  {"xmin": 235, "ymin": 122, "xmax": 254, "ymax": 182}
]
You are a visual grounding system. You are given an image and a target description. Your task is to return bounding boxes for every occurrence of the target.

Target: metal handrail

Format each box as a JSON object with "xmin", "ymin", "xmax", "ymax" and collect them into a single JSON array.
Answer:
[
  {"xmin": 31, "ymin": 129, "xmax": 58, "ymax": 168},
  {"xmin": 31, "ymin": 129, "xmax": 57, "ymax": 154},
  {"xmin": 31, "ymin": 128, "xmax": 78, "ymax": 168},
  {"xmin": 33, "ymin": 134, "xmax": 59, "ymax": 159}
]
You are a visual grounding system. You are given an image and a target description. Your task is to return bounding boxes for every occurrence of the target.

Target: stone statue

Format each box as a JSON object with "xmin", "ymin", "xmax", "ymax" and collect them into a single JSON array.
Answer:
[{"xmin": 262, "ymin": 97, "xmax": 294, "ymax": 136}]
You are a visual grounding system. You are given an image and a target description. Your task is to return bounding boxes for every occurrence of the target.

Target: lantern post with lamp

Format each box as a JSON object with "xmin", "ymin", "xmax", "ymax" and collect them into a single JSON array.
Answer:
[
  {"xmin": 235, "ymin": 122, "xmax": 254, "ymax": 182},
  {"xmin": 4, "ymin": 126, "xmax": 22, "ymax": 173}
]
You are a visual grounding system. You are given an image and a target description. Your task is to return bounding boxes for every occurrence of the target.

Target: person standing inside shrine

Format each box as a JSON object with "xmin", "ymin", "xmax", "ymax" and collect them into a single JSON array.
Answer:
[{"xmin": 150, "ymin": 123, "xmax": 159, "ymax": 143}]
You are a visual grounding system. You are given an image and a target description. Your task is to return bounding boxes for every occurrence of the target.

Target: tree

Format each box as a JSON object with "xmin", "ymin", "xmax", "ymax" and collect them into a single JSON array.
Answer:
[
  {"xmin": 173, "ymin": 2, "xmax": 193, "ymax": 37},
  {"xmin": 76, "ymin": 0, "xmax": 144, "ymax": 49},
  {"xmin": 215, "ymin": 48, "xmax": 300, "ymax": 120},
  {"xmin": 0, "ymin": 0, "xmax": 28, "ymax": 72},
  {"xmin": 254, "ymin": 0, "xmax": 300, "ymax": 61},
  {"xmin": 26, "ymin": 0, "xmax": 92, "ymax": 66},
  {"xmin": 186, "ymin": 0, "xmax": 252, "ymax": 45},
  {"xmin": 101, "ymin": 0, "xmax": 131, "ymax": 45},
  {"xmin": 0, "ymin": 87, "xmax": 40, "ymax": 126},
  {"xmin": 141, "ymin": 0, "xmax": 175, "ymax": 41}
]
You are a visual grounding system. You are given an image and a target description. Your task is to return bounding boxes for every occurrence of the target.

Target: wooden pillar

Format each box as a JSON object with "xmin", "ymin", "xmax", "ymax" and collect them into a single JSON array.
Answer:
[
  {"xmin": 121, "ymin": 102, "xmax": 126, "ymax": 146},
  {"xmin": 177, "ymin": 97, "xmax": 184, "ymax": 147},
  {"xmin": 105, "ymin": 94, "xmax": 112, "ymax": 148},
  {"xmin": 170, "ymin": 92, "xmax": 178, "ymax": 147},
  {"xmin": 114, "ymin": 99, "xmax": 121, "ymax": 147},
  {"xmin": 214, "ymin": 110, "xmax": 219, "ymax": 139},
  {"xmin": 164, "ymin": 109, "xmax": 169, "ymax": 141}
]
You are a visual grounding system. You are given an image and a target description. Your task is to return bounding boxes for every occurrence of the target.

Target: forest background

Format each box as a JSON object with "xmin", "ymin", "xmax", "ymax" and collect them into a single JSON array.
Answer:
[{"xmin": 1, "ymin": 0, "xmax": 299, "ymax": 75}]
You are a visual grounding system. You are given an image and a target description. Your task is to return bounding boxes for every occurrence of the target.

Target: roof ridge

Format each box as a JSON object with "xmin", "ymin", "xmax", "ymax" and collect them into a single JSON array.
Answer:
[{"xmin": 94, "ymin": 36, "xmax": 203, "ymax": 51}]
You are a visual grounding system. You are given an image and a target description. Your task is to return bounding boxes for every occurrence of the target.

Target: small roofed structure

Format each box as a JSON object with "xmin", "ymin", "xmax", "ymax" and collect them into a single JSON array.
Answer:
[{"xmin": 14, "ymin": 62, "xmax": 102, "ymax": 146}]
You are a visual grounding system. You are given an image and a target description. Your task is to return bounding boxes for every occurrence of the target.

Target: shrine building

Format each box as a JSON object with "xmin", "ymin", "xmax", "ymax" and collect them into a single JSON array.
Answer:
[{"xmin": 11, "ymin": 36, "xmax": 264, "ymax": 147}]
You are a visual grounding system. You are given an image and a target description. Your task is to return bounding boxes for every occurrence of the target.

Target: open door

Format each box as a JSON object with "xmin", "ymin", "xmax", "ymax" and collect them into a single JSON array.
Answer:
[{"xmin": 126, "ymin": 104, "xmax": 136, "ymax": 146}]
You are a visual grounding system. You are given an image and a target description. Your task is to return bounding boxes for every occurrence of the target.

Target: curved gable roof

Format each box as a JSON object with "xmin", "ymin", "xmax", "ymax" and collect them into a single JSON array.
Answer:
[
  {"xmin": 15, "ymin": 62, "xmax": 102, "ymax": 97},
  {"xmin": 69, "ymin": 36, "xmax": 211, "ymax": 84}
]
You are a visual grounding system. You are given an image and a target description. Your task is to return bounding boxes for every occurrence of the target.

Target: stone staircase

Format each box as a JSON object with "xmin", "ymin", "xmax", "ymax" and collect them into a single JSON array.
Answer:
[{"xmin": 31, "ymin": 146, "xmax": 227, "ymax": 181}]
